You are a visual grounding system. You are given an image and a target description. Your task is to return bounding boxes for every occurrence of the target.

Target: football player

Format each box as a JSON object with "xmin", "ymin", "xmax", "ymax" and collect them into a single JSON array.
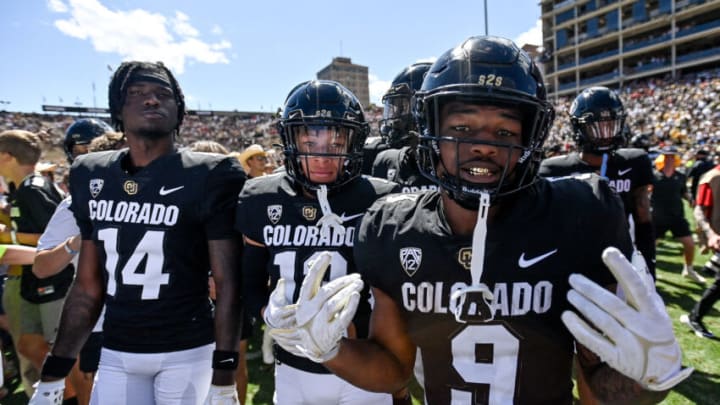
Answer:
[
  {"xmin": 372, "ymin": 62, "xmax": 438, "ymax": 194},
  {"xmin": 271, "ymin": 36, "xmax": 691, "ymax": 404},
  {"xmin": 237, "ymin": 80, "xmax": 397, "ymax": 404},
  {"xmin": 30, "ymin": 61, "xmax": 245, "ymax": 405},
  {"xmin": 30, "ymin": 122, "xmax": 116, "ymax": 405},
  {"xmin": 63, "ymin": 119, "xmax": 113, "ymax": 163},
  {"xmin": 539, "ymin": 86, "xmax": 656, "ymax": 278}
]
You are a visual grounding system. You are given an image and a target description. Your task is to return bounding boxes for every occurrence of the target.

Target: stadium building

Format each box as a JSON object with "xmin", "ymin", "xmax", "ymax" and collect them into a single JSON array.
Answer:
[
  {"xmin": 540, "ymin": 0, "xmax": 720, "ymax": 98},
  {"xmin": 317, "ymin": 57, "xmax": 370, "ymax": 108}
]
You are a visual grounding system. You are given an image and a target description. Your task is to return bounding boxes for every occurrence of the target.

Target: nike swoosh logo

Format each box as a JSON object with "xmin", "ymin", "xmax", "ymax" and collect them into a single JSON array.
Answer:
[
  {"xmin": 518, "ymin": 249, "xmax": 558, "ymax": 268},
  {"xmin": 618, "ymin": 168, "xmax": 632, "ymax": 176},
  {"xmin": 340, "ymin": 213, "xmax": 364, "ymax": 223},
  {"xmin": 159, "ymin": 185, "xmax": 185, "ymax": 196},
  {"xmin": 219, "ymin": 358, "xmax": 235, "ymax": 363}
]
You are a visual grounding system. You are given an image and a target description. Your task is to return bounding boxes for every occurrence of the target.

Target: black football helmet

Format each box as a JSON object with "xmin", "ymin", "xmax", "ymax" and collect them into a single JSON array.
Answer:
[
  {"xmin": 630, "ymin": 133, "xmax": 652, "ymax": 151},
  {"xmin": 379, "ymin": 62, "xmax": 432, "ymax": 148},
  {"xmin": 278, "ymin": 80, "xmax": 369, "ymax": 190},
  {"xmin": 64, "ymin": 118, "xmax": 113, "ymax": 162},
  {"xmin": 570, "ymin": 86, "xmax": 626, "ymax": 153},
  {"xmin": 414, "ymin": 36, "xmax": 555, "ymax": 207}
]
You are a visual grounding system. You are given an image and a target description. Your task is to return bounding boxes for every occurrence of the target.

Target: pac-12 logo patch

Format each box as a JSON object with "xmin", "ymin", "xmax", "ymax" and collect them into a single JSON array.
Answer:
[
  {"xmin": 302, "ymin": 206, "xmax": 317, "ymax": 221},
  {"xmin": 267, "ymin": 205, "xmax": 282, "ymax": 224},
  {"xmin": 457, "ymin": 247, "xmax": 472, "ymax": 270},
  {"xmin": 123, "ymin": 180, "xmax": 138, "ymax": 195},
  {"xmin": 89, "ymin": 179, "xmax": 104, "ymax": 198},
  {"xmin": 399, "ymin": 247, "xmax": 422, "ymax": 277}
]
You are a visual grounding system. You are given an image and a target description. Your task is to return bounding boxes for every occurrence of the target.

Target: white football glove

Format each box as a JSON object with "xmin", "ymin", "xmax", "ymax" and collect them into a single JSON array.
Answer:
[
  {"xmin": 562, "ymin": 247, "xmax": 693, "ymax": 391},
  {"xmin": 263, "ymin": 278, "xmax": 306, "ymax": 358},
  {"xmin": 204, "ymin": 384, "xmax": 239, "ymax": 405},
  {"xmin": 29, "ymin": 379, "xmax": 65, "ymax": 405},
  {"xmin": 263, "ymin": 278, "xmax": 296, "ymax": 330},
  {"xmin": 272, "ymin": 252, "xmax": 363, "ymax": 363}
]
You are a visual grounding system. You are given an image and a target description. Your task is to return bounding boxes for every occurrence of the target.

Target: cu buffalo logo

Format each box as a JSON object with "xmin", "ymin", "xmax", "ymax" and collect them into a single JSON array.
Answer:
[
  {"xmin": 457, "ymin": 247, "xmax": 472, "ymax": 270},
  {"xmin": 399, "ymin": 247, "xmax": 422, "ymax": 277},
  {"xmin": 123, "ymin": 180, "xmax": 138, "ymax": 195},
  {"xmin": 267, "ymin": 205, "xmax": 282, "ymax": 224},
  {"xmin": 302, "ymin": 206, "xmax": 317, "ymax": 221}
]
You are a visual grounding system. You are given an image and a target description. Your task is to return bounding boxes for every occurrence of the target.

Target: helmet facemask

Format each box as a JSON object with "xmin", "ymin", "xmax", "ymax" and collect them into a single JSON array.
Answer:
[
  {"xmin": 417, "ymin": 89, "xmax": 554, "ymax": 209},
  {"xmin": 570, "ymin": 86, "xmax": 626, "ymax": 153},
  {"xmin": 573, "ymin": 111, "xmax": 625, "ymax": 153},
  {"xmin": 281, "ymin": 118, "xmax": 367, "ymax": 191},
  {"xmin": 379, "ymin": 86, "xmax": 416, "ymax": 148}
]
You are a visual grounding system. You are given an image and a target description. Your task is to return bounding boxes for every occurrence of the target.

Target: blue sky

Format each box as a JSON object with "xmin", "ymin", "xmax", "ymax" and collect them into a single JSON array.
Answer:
[{"xmin": 1, "ymin": 0, "xmax": 542, "ymax": 113}]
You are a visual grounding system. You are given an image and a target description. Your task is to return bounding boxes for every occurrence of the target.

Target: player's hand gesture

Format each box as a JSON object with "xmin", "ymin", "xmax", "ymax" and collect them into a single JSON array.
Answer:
[
  {"xmin": 562, "ymin": 247, "xmax": 693, "ymax": 391},
  {"xmin": 271, "ymin": 252, "xmax": 363, "ymax": 363}
]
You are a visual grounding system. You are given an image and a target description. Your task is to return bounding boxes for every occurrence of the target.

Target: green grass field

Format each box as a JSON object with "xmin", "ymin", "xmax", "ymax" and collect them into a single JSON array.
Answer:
[{"xmin": 3, "ymin": 234, "xmax": 719, "ymax": 404}]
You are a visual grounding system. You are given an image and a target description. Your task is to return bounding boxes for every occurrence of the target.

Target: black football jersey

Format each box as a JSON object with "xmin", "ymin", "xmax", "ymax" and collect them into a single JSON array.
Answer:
[
  {"xmin": 10, "ymin": 173, "xmax": 66, "ymax": 280},
  {"xmin": 355, "ymin": 175, "xmax": 632, "ymax": 405},
  {"xmin": 361, "ymin": 136, "xmax": 389, "ymax": 175},
  {"xmin": 372, "ymin": 146, "xmax": 438, "ymax": 193},
  {"xmin": 70, "ymin": 149, "xmax": 246, "ymax": 353},
  {"xmin": 539, "ymin": 148, "xmax": 653, "ymax": 219},
  {"xmin": 236, "ymin": 173, "xmax": 399, "ymax": 373}
]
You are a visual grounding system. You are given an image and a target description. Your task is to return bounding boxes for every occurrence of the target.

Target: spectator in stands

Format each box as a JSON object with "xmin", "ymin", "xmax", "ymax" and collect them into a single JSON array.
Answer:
[
  {"xmin": 238, "ymin": 144, "xmax": 267, "ymax": 178},
  {"xmin": 652, "ymin": 146, "xmax": 704, "ymax": 283},
  {"xmin": 190, "ymin": 140, "xmax": 228, "ymax": 155}
]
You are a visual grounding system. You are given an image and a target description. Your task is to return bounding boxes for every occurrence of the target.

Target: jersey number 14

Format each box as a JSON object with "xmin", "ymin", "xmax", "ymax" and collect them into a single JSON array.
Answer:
[{"xmin": 98, "ymin": 228, "xmax": 169, "ymax": 300}]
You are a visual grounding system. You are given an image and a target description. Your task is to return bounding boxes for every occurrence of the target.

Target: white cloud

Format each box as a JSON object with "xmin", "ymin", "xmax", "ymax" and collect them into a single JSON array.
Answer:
[
  {"xmin": 171, "ymin": 11, "xmax": 199, "ymax": 38},
  {"xmin": 211, "ymin": 25, "xmax": 223, "ymax": 35},
  {"xmin": 47, "ymin": 0, "xmax": 68, "ymax": 13},
  {"xmin": 515, "ymin": 19, "xmax": 542, "ymax": 47},
  {"xmin": 49, "ymin": 0, "xmax": 231, "ymax": 74},
  {"xmin": 368, "ymin": 73, "xmax": 392, "ymax": 106}
]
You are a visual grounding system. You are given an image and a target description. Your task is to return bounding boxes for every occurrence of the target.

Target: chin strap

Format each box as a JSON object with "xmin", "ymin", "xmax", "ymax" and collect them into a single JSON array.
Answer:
[
  {"xmin": 450, "ymin": 192, "xmax": 495, "ymax": 323},
  {"xmin": 316, "ymin": 185, "xmax": 345, "ymax": 240},
  {"xmin": 600, "ymin": 153, "xmax": 609, "ymax": 179}
]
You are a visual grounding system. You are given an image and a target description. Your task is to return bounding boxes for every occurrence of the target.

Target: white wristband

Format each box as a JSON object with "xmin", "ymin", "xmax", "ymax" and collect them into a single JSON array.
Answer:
[
  {"xmin": 10, "ymin": 230, "xmax": 17, "ymax": 245},
  {"xmin": 63, "ymin": 239, "xmax": 79, "ymax": 255}
]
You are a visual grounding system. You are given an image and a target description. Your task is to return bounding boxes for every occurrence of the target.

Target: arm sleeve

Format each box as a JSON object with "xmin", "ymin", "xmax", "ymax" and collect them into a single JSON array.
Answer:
[
  {"xmin": 202, "ymin": 157, "xmax": 247, "ymax": 240},
  {"xmin": 697, "ymin": 182, "xmax": 713, "ymax": 208}
]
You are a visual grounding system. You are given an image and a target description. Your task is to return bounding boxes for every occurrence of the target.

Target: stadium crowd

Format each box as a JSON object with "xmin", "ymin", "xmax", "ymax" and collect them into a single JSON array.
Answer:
[{"xmin": 3, "ymin": 70, "xmax": 719, "ymax": 178}]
